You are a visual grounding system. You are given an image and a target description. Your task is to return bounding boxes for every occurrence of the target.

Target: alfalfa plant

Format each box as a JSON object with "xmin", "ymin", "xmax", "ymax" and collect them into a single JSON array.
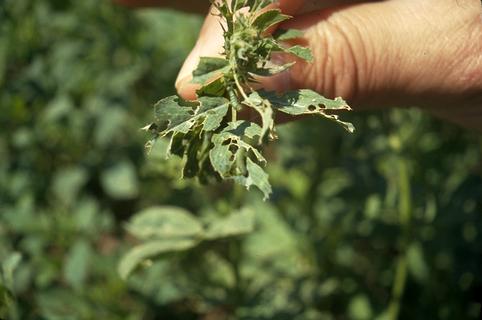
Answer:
[{"xmin": 143, "ymin": 0, "xmax": 354, "ymax": 199}]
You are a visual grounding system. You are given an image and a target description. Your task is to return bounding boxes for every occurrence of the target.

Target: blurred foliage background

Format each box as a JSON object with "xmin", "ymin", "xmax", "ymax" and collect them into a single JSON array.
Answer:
[{"xmin": 0, "ymin": 0, "xmax": 481, "ymax": 319}]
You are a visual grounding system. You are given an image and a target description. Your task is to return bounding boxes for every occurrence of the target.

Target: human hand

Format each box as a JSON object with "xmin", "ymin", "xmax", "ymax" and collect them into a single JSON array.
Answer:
[{"xmin": 173, "ymin": 0, "xmax": 481, "ymax": 131}]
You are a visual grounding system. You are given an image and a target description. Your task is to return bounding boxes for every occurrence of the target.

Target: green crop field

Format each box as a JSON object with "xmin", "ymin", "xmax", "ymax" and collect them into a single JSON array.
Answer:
[{"xmin": 0, "ymin": 1, "xmax": 481, "ymax": 319}]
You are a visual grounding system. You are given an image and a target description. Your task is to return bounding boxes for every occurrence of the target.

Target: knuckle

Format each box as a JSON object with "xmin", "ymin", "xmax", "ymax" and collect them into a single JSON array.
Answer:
[{"xmin": 288, "ymin": 12, "xmax": 372, "ymax": 103}]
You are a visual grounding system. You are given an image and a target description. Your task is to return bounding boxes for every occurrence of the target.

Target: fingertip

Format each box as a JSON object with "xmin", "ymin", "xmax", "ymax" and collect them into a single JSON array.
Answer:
[{"xmin": 175, "ymin": 75, "xmax": 199, "ymax": 100}]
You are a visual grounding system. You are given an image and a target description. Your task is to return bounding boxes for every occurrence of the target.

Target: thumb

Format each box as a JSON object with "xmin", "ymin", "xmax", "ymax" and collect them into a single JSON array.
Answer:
[{"xmin": 263, "ymin": 0, "xmax": 481, "ymax": 112}]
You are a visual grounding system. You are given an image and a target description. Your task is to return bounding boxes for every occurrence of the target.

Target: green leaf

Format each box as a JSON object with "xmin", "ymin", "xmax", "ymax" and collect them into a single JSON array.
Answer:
[
  {"xmin": 0, "ymin": 38, "xmax": 7, "ymax": 86},
  {"xmin": 244, "ymin": 91, "xmax": 276, "ymax": 142},
  {"xmin": 197, "ymin": 97, "xmax": 230, "ymax": 131},
  {"xmin": 205, "ymin": 207, "xmax": 255, "ymax": 240},
  {"xmin": 2, "ymin": 252, "xmax": 22, "ymax": 290},
  {"xmin": 154, "ymin": 96, "xmax": 229, "ymax": 137},
  {"xmin": 126, "ymin": 206, "xmax": 203, "ymax": 240},
  {"xmin": 255, "ymin": 89, "xmax": 355, "ymax": 132},
  {"xmin": 252, "ymin": 9, "xmax": 291, "ymax": 32},
  {"xmin": 249, "ymin": 61, "xmax": 295, "ymax": 76},
  {"xmin": 118, "ymin": 239, "xmax": 198, "ymax": 280},
  {"xmin": 235, "ymin": 158, "xmax": 272, "ymax": 200},
  {"xmin": 63, "ymin": 241, "xmax": 91, "ymax": 291},
  {"xmin": 210, "ymin": 121, "xmax": 265, "ymax": 176},
  {"xmin": 269, "ymin": 40, "xmax": 313, "ymax": 62},
  {"xmin": 244, "ymin": 0, "xmax": 272, "ymax": 11},
  {"xmin": 209, "ymin": 121, "xmax": 271, "ymax": 198},
  {"xmin": 273, "ymin": 28, "xmax": 304, "ymax": 41},
  {"xmin": 182, "ymin": 129, "xmax": 203, "ymax": 178},
  {"xmin": 154, "ymin": 95, "xmax": 197, "ymax": 135},
  {"xmin": 407, "ymin": 243, "xmax": 429, "ymax": 283},
  {"xmin": 192, "ymin": 57, "xmax": 230, "ymax": 84},
  {"xmin": 52, "ymin": 167, "xmax": 88, "ymax": 206},
  {"xmin": 143, "ymin": 0, "xmax": 354, "ymax": 199},
  {"xmin": 209, "ymin": 142, "xmax": 234, "ymax": 177},
  {"xmin": 196, "ymin": 77, "xmax": 226, "ymax": 97},
  {"xmin": 101, "ymin": 161, "xmax": 139, "ymax": 199},
  {"xmin": 348, "ymin": 295, "xmax": 373, "ymax": 320},
  {"xmin": 285, "ymin": 45, "xmax": 313, "ymax": 62}
]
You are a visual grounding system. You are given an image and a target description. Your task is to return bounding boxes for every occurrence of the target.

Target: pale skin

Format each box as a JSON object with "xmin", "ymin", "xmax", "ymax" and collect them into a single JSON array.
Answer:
[{"xmin": 116, "ymin": 0, "xmax": 482, "ymax": 131}]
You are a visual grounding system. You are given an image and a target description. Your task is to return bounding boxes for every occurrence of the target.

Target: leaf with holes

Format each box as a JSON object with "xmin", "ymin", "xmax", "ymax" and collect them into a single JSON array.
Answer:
[{"xmin": 143, "ymin": 0, "xmax": 354, "ymax": 200}]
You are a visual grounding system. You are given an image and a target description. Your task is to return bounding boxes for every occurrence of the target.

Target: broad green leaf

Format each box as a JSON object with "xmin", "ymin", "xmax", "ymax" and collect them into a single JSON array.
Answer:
[
  {"xmin": 2, "ymin": 252, "xmax": 22, "ymax": 289},
  {"xmin": 407, "ymin": 242, "xmax": 429, "ymax": 283},
  {"xmin": 348, "ymin": 295, "xmax": 373, "ymax": 320},
  {"xmin": 192, "ymin": 57, "xmax": 230, "ymax": 84},
  {"xmin": 126, "ymin": 206, "xmax": 203, "ymax": 240},
  {"xmin": 205, "ymin": 207, "xmax": 255, "ymax": 240},
  {"xmin": 255, "ymin": 89, "xmax": 355, "ymax": 132},
  {"xmin": 52, "ymin": 167, "xmax": 88, "ymax": 206},
  {"xmin": 252, "ymin": 9, "xmax": 291, "ymax": 32},
  {"xmin": 101, "ymin": 161, "xmax": 139, "ymax": 199},
  {"xmin": 43, "ymin": 95, "xmax": 74, "ymax": 123},
  {"xmin": 118, "ymin": 239, "xmax": 198, "ymax": 280},
  {"xmin": 273, "ymin": 28, "xmax": 304, "ymax": 41},
  {"xmin": 63, "ymin": 241, "xmax": 91, "ymax": 291}
]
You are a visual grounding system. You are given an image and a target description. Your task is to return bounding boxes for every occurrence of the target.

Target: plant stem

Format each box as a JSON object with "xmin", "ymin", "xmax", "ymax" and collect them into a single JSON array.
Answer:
[
  {"xmin": 387, "ymin": 158, "xmax": 411, "ymax": 320},
  {"xmin": 233, "ymin": 72, "xmax": 249, "ymax": 102}
]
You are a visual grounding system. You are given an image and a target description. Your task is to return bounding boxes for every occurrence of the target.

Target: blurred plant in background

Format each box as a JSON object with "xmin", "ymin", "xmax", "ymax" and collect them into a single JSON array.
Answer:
[{"xmin": 0, "ymin": 0, "xmax": 481, "ymax": 319}]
